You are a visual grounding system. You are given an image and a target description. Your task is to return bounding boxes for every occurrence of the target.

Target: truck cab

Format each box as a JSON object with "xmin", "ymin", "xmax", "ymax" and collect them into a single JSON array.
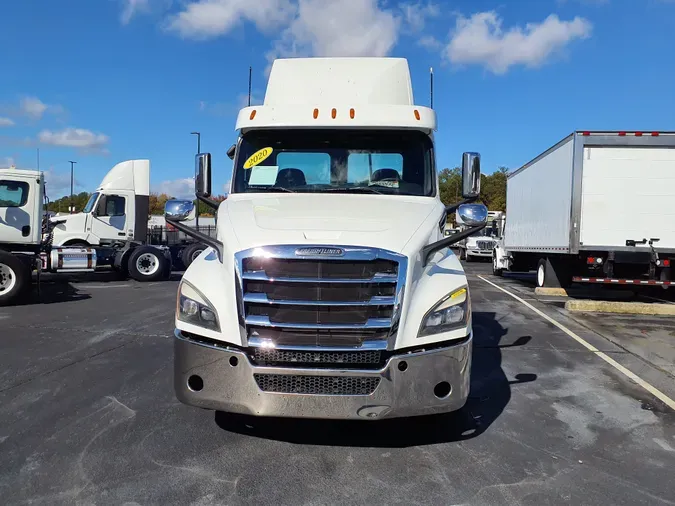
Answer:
[
  {"xmin": 164, "ymin": 57, "xmax": 488, "ymax": 420},
  {"xmin": 0, "ymin": 167, "xmax": 44, "ymax": 251},
  {"xmin": 50, "ymin": 160, "xmax": 150, "ymax": 246}
]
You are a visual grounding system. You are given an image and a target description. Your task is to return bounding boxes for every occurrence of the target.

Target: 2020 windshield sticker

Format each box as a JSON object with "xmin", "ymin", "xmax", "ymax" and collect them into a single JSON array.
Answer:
[{"xmin": 243, "ymin": 147, "xmax": 274, "ymax": 169}]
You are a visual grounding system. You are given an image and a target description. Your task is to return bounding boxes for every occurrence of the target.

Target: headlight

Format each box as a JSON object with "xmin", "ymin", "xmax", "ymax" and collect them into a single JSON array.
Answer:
[
  {"xmin": 418, "ymin": 286, "xmax": 470, "ymax": 337},
  {"xmin": 177, "ymin": 280, "xmax": 220, "ymax": 331}
]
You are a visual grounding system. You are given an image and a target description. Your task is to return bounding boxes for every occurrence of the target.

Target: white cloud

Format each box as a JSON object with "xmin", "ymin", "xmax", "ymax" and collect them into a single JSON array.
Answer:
[
  {"xmin": 38, "ymin": 128, "xmax": 110, "ymax": 152},
  {"xmin": 400, "ymin": 2, "xmax": 439, "ymax": 32},
  {"xmin": 121, "ymin": 0, "xmax": 151, "ymax": 24},
  {"xmin": 165, "ymin": 0, "xmax": 295, "ymax": 39},
  {"xmin": 418, "ymin": 35, "xmax": 442, "ymax": 50},
  {"xmin": 43, "ymin": 169, "xmax": 83, "ymax": 195},
  {"xmin": 0, "ymin": 117, "xmax": 14, "ymax": 127},
  {"xmin": 270, "ymin": 0, "xmax": 399, "ymax": 61},
  {"xmin": 1, "ymin": 156, "xmax": 15, "ymax": 167},
  {"xmin": 444, "ymin": 12, "xmax": 592, "ymax": 74},
  {"xmin": 19, "ymin": 96, "xmax": 64, "ymax": 120},
  {"xmin": 153, "ymin": 178, "xmax": 195, "ymax": 199}
]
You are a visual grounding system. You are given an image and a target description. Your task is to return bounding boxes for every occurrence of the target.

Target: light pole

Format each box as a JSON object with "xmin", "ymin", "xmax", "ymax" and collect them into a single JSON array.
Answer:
[
  {"xmin": 68, "ymin": 160, "xmax": 77, "ymax": 213},
  {"xmin": 190, "ymin": 132, "xmax": 201, "ymax": 230}
]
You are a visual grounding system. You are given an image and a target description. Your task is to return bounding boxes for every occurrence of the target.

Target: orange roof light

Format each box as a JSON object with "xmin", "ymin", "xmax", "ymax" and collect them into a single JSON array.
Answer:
[
  {"xmin": 414, "ymin": 109, "xmax": 420, "ymax": 120},
  {"xmin": 350, "ymin": 108, "xmax": 355, "ymax": 119},
  {"xmin": 313, "ymin": 108, "xmax": 319, "ymax": 119},
  {"xmin": 249, "ymin": 110, "xmax": 256, "ymax": 120},
  {"xmin": 331, "ymin": 108, "xmax": 337, "ymax": 119}
]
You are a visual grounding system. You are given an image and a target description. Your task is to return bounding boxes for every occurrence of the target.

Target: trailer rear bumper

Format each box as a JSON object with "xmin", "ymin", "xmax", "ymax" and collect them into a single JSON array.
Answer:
[{"xmin": 173, "ymin": 329, "xmax": 472, "ymax": 420}]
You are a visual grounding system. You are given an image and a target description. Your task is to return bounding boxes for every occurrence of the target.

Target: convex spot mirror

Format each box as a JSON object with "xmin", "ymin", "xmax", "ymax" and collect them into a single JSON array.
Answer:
[
  {"xmin": 457, "ymin": 203, "xmax": 488, "ymax": 226},
  {"xmin": 461, "ymin": 152, "xmax": 481, "ymax": 198},
  {"xmin": 165, "ymin": 199, "xmax": 196, "ymax": 222},
  {"xmin": 195, "ymin": 153, "xmax": 212, "ymax": 198}
]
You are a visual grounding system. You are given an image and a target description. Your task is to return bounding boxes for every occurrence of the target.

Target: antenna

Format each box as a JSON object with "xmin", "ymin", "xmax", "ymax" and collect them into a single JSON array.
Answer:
[
  {"xmin": 430, "ymin": 67, "xmax": 434, "ymax": 109},
  {"xmin": 248, "ymin": 66, "xmax": 252, "ymax": 107},
  {"xmin": 37, "ymin": 148, "xmax": 40, "ymax": 170}
]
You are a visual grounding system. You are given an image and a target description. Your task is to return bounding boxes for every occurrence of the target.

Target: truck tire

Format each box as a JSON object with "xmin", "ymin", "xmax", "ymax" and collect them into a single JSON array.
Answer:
[
  {"xmin": 0, "ymin": 251, "xmax": 30, "ymax": 306},
  {"xmin": 181, "ymin": 243, "xmax": 206, "ymax": 269},
  {"xmin": 459, "ymin": 248, "xmax": 466, "ymax": 261},
  {"xmin": 536, "ymin": 257, "xmax": 571, "ymax": 288},
  {"xmin": 127, "ymin": 246, "xmax": 168, "ymax": 282},
  {"xmin": 465, "ymin": 252, "xmax": 473, "ymax": 262}
]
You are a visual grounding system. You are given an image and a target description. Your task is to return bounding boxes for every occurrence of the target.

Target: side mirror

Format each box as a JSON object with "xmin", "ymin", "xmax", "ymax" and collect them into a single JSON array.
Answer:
[
  {"xmin": 457, "ymin": 203, "xmax": 488, "ymax": 226},
  {"xmin": 195, "ymin": 153, "xmax": 212, "ymax": 198},
  {"xmin": 226, "ymin": 144, "xmax": 236, "ymax": 160},
  {"xmin": 461, "ymin": 152, "xmax": 481, "ymax": 198},
  {"xmin": 165, "ymin": 199, "xmax": 196, "ymax": 222}
]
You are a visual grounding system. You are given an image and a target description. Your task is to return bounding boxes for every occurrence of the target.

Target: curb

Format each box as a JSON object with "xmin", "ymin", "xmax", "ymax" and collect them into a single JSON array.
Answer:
[
  {"xmin": 565, "ymin": 300, "xmax": 675, "ymax": 315},
  {"xmin": 534, "ymin": 287, "xmax": 568, "ymax": 296}
]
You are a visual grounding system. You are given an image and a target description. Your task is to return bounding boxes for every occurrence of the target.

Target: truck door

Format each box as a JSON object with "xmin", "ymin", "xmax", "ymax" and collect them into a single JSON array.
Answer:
[
  {"xmin": 0, "ymin": 178, "xmax": 32, "ymax": 244},
  {"xmin": 90, "ymin": 193, "xmax": 129, "ymax": 242}
]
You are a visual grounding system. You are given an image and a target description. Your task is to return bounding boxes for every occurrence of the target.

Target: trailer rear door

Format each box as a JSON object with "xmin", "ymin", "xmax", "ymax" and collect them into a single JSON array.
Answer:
[{"xmin": 580, "ymin": 146, "xmax": 675, "ymax": 250}]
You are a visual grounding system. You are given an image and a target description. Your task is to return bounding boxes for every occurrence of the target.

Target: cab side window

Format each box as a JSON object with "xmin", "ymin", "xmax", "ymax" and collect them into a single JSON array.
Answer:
[
  {"xmin": 96, "ymin": 195, "xmax": 126, "ymax": 216},
  {"xmin": 0, "ymin": 180, "xmax": 29, "ymax": 208}
]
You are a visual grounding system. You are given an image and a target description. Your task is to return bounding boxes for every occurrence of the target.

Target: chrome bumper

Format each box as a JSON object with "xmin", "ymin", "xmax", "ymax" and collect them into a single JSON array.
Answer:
[
  {"xmin": 174, "ymin": 330, "xmax": 472, "ymax": 420},
  {"xmin": 468, "ymin": 250, "xmax": 493, "ymax": 257}
]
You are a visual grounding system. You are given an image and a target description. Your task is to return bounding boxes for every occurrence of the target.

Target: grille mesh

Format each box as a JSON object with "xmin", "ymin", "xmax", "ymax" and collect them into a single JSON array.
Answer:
[
  {"xmin": 254, "ymin": 374, "xmax": 380, "ymax": 395},
  {"xmin": 252, "ymin": 348, "xmax": 382, "ymax": 368}
]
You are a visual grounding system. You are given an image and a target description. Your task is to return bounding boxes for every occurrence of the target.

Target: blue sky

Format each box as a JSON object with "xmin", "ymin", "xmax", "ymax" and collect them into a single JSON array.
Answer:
[{"xmin": 1, "ymin": 0, "xmax": 674, "ymax": 199}]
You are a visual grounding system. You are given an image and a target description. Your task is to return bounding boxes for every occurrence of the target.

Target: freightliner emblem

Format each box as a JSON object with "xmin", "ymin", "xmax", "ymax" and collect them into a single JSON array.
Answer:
[{"xmin": 295, "ymin": 247, "xmax": 344, "ymax": 257}]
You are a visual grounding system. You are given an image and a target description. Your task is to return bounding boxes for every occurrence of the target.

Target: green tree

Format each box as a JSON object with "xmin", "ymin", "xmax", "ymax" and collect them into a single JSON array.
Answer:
[{"xmin": 437, "ymin": 166, "xmax": 509, "ymax": 223}]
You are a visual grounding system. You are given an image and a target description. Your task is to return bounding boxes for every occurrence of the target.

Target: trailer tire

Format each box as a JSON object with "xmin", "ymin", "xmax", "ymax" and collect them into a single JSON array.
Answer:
[
  {"xmin": 181, "ymin": 243, "xmax": 206, "ymax": 269},
  {"xmin": 0, "ymin": 251, "xmax": 30, "ymax": 306},
  {"xmin": 127, "ymin": 246, "xmax": 167, "ymax": 282}
]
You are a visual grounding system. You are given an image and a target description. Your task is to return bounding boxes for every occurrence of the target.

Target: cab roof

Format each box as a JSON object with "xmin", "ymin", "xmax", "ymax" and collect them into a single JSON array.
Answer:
[{"xmin": 236, "ymin": 57, "xmax": 436, "ymax": 133}]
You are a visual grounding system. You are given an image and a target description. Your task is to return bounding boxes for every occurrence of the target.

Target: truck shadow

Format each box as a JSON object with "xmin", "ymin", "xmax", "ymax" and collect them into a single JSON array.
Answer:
[
  {"xmin": 15, "ymin": 281, "xmax": 91, "ymax": 305},
  {"xmin": 215, "ymin": 312, "xmax": 537, "ymax": 447}
]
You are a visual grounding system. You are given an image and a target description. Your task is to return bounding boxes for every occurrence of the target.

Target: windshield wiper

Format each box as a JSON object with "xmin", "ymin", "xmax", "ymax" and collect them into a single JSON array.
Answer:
[
  {"xmin": 248, "ymin": 186, "xmax": 296, "ymax": 193},
  {"xmin": 323, "ymin": 186, "xmax": 385, "ymax": 195}
]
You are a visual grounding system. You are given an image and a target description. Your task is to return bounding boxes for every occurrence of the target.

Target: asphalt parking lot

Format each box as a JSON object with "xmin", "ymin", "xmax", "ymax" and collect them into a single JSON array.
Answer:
[{"xmin": 1, "ymin": 265, "xmax": 674, "ymax": 505}]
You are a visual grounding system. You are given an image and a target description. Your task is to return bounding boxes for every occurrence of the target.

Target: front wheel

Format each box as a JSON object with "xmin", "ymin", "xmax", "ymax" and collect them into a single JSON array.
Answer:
[
  {"xmin": 127, "ymin": 247, "xmax": 168, "ymax": 282},
  {"xmin": 0, "ymin": 251, "xmax": 30, "ymax": 306}
]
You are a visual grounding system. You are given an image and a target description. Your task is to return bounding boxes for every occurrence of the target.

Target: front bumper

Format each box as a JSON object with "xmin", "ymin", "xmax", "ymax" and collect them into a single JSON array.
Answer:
[
  {"xmin": 467, "ymin": 249, "xmax": 493, "ymax": 257},
  {"xmin": 174, "ymin": 330, "xmax": 472, "ymax": 420}
]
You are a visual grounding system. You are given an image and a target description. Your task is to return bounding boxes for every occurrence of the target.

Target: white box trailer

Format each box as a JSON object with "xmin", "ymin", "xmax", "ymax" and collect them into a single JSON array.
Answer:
[{"xmin": 493, "ymin": 131, "xmax": 675, "ymax": 288}]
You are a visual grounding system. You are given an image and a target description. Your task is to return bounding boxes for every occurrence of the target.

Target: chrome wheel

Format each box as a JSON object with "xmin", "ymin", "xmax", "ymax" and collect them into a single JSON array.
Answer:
[
  {"xmin": 0, "ymin": 263, "xmax": 16, "ymax": 295},
  {"xmin": 191, "ymin": 248, "xmax": 204, "ymax": 262},
  {"xmin": 135, "ymin": 253, "xmax": 160, "ymax": 276}
]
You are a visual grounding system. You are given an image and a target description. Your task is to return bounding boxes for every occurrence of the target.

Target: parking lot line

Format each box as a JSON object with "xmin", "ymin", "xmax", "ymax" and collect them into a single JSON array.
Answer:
[{"xmin": 477, "ymin": 275, "xmax": 675, "ymax": 412}]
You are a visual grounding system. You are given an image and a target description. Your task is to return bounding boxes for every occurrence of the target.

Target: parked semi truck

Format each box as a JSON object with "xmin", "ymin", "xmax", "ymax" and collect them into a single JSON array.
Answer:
[
  {"xmin": 457, "ymin": 210, "xmax": 504, "ymax": 261},
  {"xmin": 0, "ymin": 160, "xmax": 175, "ymax": 306},
  {"xmin": 50, "ymin": 159, "xmax": 208, "ymax": 268},
  {"xmin": 164, "ymin": 57, "xmax": 489, "ymax": 420},
  {"xmin": 493, "ymin": 131, "xmax": 674, "ymax": 287}
]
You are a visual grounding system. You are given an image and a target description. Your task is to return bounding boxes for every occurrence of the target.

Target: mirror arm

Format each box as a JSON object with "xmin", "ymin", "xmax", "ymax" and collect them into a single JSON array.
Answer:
[
  {"xmin": 165, "ymin": 217, "xmax": 224, "ymax": 262},
  {"xmin": 422, "ymin": 223, "xmax": 486, "ymax": 267},
  {"xmin": 197, "ymin": 194, "xmax": 220, "ymax": 211}
]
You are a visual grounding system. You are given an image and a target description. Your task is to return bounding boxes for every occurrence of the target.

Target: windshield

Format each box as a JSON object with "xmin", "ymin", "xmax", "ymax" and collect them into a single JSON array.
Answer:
[
  {"xmin": 232, "ymin": 129, "xmax": 435, "ymax": 197},
  {"xmin": 83, "ymin": 192, "xmax": 99, "ymax": 213}
]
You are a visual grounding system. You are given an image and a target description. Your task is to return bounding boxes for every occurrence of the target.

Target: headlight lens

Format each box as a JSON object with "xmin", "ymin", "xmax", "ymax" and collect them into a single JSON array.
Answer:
[
  {"xmin": 418, "ymin": 286, "xmax": 470, "ymax": 337},
  {"xmin": 177, "ymin": 280, "xmax": 220, "ymax": 331}
]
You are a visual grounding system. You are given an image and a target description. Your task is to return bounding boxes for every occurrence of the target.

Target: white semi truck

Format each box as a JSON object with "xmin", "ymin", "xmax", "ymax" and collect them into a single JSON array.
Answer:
[
  {"xmin": 0, "ymin": 160, "xmax": 177, "ymax": 305},
  {"xmin": 493, "ymin": 131, "xmax": 674, "ymax": 287},
  {"xmin": 49, "ymin": 159, "xmax": 208, "ymax": 268},
  {"xmin": 457, "ymin": 210, "xmax": 504, "ymax": 261},
  {"xmin": 163, "ymin": 56, "xmax": 489, "ymax": 420}
]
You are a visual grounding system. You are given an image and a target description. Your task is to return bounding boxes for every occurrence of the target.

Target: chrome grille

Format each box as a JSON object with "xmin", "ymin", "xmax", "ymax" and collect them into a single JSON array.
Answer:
[
  {"xmin": 236, "ymin": 246, "xmax": 406, "ymax": 349},
  {"xmin": 254, "ymin": 374, "xmax": 381, "ymax": 395},
  {"xmin": 251, "ymin": 348, "xmax": 383, "ymax": 368},
  {"xmin": 477, "ymin": 241, "xmax": 493, "ymax": 251}
]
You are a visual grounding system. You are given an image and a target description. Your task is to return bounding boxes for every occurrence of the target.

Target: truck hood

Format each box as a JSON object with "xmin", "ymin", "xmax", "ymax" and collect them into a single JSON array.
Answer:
[{"xmin": 221, "ymin": 193, "xmax": 439, "ymax": 255}]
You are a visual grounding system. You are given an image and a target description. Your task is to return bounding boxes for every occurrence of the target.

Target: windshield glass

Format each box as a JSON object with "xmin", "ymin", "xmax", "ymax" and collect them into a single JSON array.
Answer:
[
  {"xmin": 83, "ymin": 192, "xmax": 99, "ymax": 213},
  {"xmin": 232, "ymin": 129, "xmax": 435, "ymax": 196}
]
